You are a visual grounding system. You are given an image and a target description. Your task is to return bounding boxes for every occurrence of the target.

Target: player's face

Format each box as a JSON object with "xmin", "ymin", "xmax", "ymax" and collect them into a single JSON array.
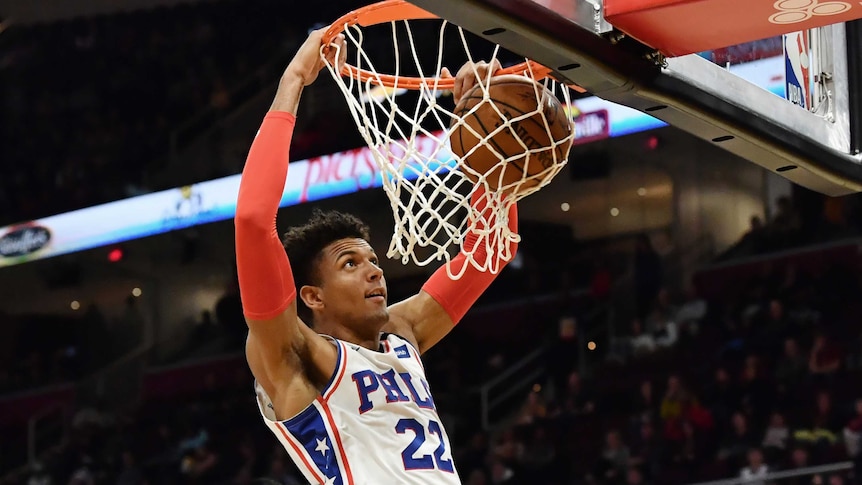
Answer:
[{"xmin": 317, "ymin": 238, "xmax": 388, "ymax": 329}]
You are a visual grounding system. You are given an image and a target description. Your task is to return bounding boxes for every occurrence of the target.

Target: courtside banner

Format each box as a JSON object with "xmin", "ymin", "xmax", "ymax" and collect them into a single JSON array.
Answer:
[
  {"xmin": 0, "ymin": 59, "xmax": 784, "ymax": 268},
  {"xmin": 0, "ymin": 142, "xmax": 441, "ymax": 268}
]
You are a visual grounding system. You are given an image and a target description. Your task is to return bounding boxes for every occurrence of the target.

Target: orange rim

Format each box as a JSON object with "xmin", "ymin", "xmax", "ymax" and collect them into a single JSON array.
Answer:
[{"xmin": 322, "ymin": 0, "xmax": 583, "ymax": 92}]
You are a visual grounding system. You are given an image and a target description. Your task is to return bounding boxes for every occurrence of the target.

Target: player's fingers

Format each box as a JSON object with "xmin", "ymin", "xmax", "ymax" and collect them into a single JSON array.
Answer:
[
  {"xmin": 463, "ymin": 61, "xmax": 488, "ymax": 97},
  {"xmin": 476, "ymin": 60, "xmax": 495, "ymax": 83},
  {"xmin": 325, "ymin": 33, "xmax": 346, "ymax": 67},
  {"xmin": 454, "ymin": 74, "xmax": 466, "ymax": 105},
  {"xmin": 336, "ymin": 35, "xmax": 347, "ymax": 68}
]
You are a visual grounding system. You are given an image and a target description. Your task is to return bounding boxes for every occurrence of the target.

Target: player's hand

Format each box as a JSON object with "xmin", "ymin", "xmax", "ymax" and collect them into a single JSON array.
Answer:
[
  {"xmin": 440, "ymin": 59, "xmax": 503, "ymax": 105},
  {"xmin": 283, "ymin": 28, "xmax": 347, "ymax": 87}
]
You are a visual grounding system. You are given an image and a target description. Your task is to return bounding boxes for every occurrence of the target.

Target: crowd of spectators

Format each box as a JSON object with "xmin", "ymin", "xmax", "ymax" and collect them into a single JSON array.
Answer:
[
  {"xmin": 472, "ymin": 248, "xmax": 862, "ymax": 484},
  {"xmin": 0, "ymin": 0, "xmax": 368, "ymax": 227},
  {"xmin": 2, "ymin": 232, "xmax": 859, "ymax": 484},
  {"xmin": 5, "ymin": 3, "xmax": 862, "ymax": 484},
  {"xmin": 721, "ymin": 191, "xmax": 862, "ymax": 262},
  {"xmin": 0, "ymin": 295, "xmax": 147, "ymax": 395}
]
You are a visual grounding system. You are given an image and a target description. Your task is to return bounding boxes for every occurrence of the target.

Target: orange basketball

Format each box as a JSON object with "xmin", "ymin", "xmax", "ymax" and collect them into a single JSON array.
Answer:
[{"xmin": 450, "ymin": 75, "xmax": 573, "ymax": 191}]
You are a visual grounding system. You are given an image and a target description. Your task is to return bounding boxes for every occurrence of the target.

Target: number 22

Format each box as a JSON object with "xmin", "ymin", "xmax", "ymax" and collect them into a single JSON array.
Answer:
[{"xmin": 395, "ymin": 418, "xmax": 454, "ymax": 472}]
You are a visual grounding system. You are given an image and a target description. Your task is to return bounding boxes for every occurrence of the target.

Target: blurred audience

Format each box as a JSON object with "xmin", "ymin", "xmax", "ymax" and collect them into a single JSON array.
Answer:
[{"xmin": 0, "ymin": 0, "xmax": 365, "ymax": 227}]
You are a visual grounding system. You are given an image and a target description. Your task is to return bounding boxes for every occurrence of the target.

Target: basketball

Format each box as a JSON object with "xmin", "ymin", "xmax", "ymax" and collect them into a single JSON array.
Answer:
[{"xmin": 450, "ymin": 74, "xmax": 573, "ymax": 191}]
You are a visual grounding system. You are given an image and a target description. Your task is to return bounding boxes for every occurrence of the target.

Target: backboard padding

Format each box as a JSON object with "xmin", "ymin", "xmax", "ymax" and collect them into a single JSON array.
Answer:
[{"xmin": 407, "ymin": 0, "xmax": 862, "ymax": 196}]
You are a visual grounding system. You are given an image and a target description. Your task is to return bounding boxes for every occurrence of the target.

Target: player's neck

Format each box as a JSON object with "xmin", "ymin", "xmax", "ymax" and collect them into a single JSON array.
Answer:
[{"xmin": 315, "ymin": 321, "xmax": 382, "ymax": 351}]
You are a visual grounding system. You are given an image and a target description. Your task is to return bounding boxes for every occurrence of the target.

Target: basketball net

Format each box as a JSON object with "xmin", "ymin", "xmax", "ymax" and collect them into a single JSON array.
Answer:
[{"xmin": 322, "ymin": 1, "xmax": 576, "ymax": 279}]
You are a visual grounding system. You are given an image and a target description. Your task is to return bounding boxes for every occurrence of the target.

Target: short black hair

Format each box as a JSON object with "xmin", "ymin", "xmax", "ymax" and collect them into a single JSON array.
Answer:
[{"xmin": 283, "ymin": 208, "xmax": 370, "ymax": 326}]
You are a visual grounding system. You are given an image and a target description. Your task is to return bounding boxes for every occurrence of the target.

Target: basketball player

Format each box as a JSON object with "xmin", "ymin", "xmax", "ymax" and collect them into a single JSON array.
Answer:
[{"xmin": 235, "ymin": 29, "xmax": 516, "ymax": 484}]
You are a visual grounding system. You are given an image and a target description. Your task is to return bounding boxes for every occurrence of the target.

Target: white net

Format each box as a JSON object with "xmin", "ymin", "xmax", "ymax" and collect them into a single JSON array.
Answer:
[{"xmin": 322, "ymin": 15, "xmax": 576, "ymax": 278}]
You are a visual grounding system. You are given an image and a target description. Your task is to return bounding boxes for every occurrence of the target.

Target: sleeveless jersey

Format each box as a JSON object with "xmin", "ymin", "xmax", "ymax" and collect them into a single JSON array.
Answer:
[{"xmin": 255, "ymin": 333, "xmax": 461, "ymax": 485}]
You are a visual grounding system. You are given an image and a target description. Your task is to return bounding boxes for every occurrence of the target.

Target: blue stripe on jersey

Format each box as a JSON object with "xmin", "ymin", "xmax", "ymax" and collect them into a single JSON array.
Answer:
[
  {"xmin": 283, "ymin": 405, "xmax": 345, "ymax": 485},
  {"xmin": 320, "ymin": 339, "xmax": 343, "ymax": 395}
]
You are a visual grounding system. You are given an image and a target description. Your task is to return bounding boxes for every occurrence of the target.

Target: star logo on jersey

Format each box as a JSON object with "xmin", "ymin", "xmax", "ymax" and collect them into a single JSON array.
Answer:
[
  {"xmin": 315, "ymin": 437, "xmax": 330, "ymax": 456},
  {"xmin": 322, "ymin": 477, "xmax": 336, "ymax": 485}
]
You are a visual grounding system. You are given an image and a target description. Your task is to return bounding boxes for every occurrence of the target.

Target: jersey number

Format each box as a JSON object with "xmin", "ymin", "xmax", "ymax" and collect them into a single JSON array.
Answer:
[{"xmin": 395, "ymin": 418, "xmax": 454, "ymax": 472}]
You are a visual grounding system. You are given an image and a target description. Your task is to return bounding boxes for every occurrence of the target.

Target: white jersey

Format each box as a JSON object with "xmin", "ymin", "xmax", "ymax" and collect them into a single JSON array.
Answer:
[{"xmin": 255, "ymin": 333, "xmax": 461, "ymax": 485}]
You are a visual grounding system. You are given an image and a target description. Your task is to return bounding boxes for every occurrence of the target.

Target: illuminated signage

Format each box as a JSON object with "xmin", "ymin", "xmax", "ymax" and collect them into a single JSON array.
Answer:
[{"xmin": 0, "ymin": 56, "xmax": 785, "ymax": 268}]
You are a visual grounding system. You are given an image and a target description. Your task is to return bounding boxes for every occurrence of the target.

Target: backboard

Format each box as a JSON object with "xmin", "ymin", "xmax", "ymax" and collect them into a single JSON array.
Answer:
[{"xmin": 407, "ymin": 0, "xmax": 862, "ymax": 196}]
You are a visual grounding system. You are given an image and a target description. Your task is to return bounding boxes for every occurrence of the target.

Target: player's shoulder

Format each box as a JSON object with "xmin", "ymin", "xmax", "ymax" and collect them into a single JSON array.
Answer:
[{"xmin": 380, "ymin": 331, "xmax": 418, "ymax": 350}]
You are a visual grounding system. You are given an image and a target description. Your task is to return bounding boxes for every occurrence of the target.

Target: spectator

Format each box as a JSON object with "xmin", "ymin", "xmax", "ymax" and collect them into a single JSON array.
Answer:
[
  {"xmin": 628, "ymin": 418, "xmax": 662, "ymax": 480},
  {"xmin": 515, "ymin": 389, "xmax": 547, "ymax": 425},
  {"xmin": 598, "ymin": 430, "xmax": 631, "ymax": 484},
  {"xmin": 492, "ymin": 429, "xmax": 523, "ymax": 466},
  {"xmin": 703, "ymin": 367, "xmax": 741, "ymax": 429},
  {"xmin": 631, "ymin": 379, "xmax": 659, "ymax": 426},
  {"xmin": 629, "ymin": 319, "xmax": 657, "ymax": 357},
  {"xmin": 519, "ymin": 426, "xmax": 556, "ymax": 480},
  {"xmin": 718, "ymin": 412, "xmax": 758, "ymax": 467},
  {"xmin": 457, "ymin": 431, "xmax": 490, "ymax": 478},
  {"xmin": 554, "ymin": 370, "xmax": 595, "ymax": 418},
  {"xmin": 625, "ymin": 466, "xmax": 649, "ymax": 485},
  {"xmin": 752, "ymin": 299, "xmax": 790, "ymax": 354},
  {"xmin": 67, "ymin": 455, "xmax": 95, "ymax": 485},
  {"xmin": 812, "ymin": 390, "xmax": 843, "ymax": 435},
  {"xmin": 660, "ymin": 375, "xmax": 688, "ymax": 423},
  {"xmin": 115, "ymin": 451, "xmax": 144, "ymax": 485},
  {"xmin": 738, "ymin": 354, "xmax": 773, "ymax": 427},
  {"xmin": 589, "ymin": 258, "xmax": 612, "ymax": 300},
  {"xmin": 739, "ymin": 447, "xmax": 770, "ymax": 485},
  {"xmin": 762, "ymin": 411, "xmax": 791, "ymax": 455},
  {"xmin": 809, "ymin": 332, "xmax": 843, "ymax": 378},
  {"xmin": 670, "ymin": 421, "xmax": 709, "ymax": 477},
  {"xmin": 771, "ymin": 195, "xmax": 801, "ymax": 237},
  {"xmin": 466, "ymin": 468, "xmax": 489, "ymax": 485},
  {"xmin": 783, "ymin": 447, "xmax": 813, "ymax": 485},
  {"xmin": 26, "ymin": 461, "xmax": 52, "ymax": 485},
  {"xmin": 789, "ymin": 445, "xmax": 811, "ymax": 469},
  {"xmin": 739, "ymin": 215, "xmax": 767, "ymax": 250},
  {"xmin": 843, "ymin": 398, "xmax": 862, "ymax": 459},
  {"xmin": 180, "ymin": 444, "xmax": 219, "ymax": 484},
  {"xmin": 673, "ymin": 285, "xmax": 708, "ymax": 330},
  {"xmin": 775, "ymin": 338, "xmax": 808, "ymax": 392},
  {"xmin": 488, "ymin": 458, "xmax": 516, "ymax": 485},
  {"xmin": 634, "ymin": 234, "xmax": 663, "ymax": 320}
]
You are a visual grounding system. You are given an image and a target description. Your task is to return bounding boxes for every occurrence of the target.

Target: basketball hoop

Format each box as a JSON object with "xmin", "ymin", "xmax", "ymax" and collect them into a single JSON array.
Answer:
[{"xmin": 322, "ymin": 0, "xmax": 577, "ymax": 278}]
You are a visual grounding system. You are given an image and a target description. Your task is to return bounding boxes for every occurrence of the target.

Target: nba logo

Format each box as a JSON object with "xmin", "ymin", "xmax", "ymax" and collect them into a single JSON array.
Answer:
[
  {"xmin": 394, "ymin": 345, "xmax": 410, "ymax": 359},
  {"xmin": 784, "ymin": 30, "xmax": 811, "ymax": 110}
]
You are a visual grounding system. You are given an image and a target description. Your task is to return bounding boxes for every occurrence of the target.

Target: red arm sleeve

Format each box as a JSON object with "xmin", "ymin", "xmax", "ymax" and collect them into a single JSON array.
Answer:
[
  {"xmin": 421, "ymin": 191, "xmax": 519, "ymax": 324},
  {"xmin": 234, "ymin": 111, "xmax": 297, "ymax": 320}
]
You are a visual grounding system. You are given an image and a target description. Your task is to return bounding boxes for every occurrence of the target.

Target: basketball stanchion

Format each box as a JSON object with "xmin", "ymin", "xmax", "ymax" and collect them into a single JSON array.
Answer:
[{"xmin": 322, "ymin": 0, "xmax": 576, "ymax": 278}]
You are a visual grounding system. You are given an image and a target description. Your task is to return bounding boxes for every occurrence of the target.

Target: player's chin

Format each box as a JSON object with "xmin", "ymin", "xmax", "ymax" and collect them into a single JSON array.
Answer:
[{"xmin": 364, "ymin": 302, "xmax": 389, "ymax": 322}]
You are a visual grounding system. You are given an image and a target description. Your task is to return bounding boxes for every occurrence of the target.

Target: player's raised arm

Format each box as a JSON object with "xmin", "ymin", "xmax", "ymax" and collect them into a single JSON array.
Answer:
[
  {"xmin": 386, "ymin": 188, "xmax": 518, "ymax": 354},
  {"xmin": 234, "ymin": 30, "xmax": 345, "ymax": 416},
  {"xmin": 385, "ymin": 60, "xmax": 517, "ymax": 354}
]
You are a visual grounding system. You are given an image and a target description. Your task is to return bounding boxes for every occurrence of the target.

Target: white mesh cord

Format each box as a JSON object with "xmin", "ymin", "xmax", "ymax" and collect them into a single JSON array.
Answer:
[{"xmin": 322, "ymin": 18, "xmax": 576, "ymax": 279}]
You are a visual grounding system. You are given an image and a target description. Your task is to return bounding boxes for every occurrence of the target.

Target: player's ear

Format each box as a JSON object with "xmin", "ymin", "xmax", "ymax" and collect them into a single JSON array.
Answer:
[{"xmin": 299, "ymin": 285, "xmax": 324, "ymax": 312}]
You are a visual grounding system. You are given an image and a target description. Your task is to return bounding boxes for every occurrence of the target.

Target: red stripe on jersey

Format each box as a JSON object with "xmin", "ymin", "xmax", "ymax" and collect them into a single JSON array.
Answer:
[
  {"xmin": 410, "ymin": 349, "xmax": 425, "ymax": 372},
  {"xmin": 317, "ymin": 397, "xmax": 355, "ymax": 485},
  {"xmin": 273, "ymin": 421, "xmax": 326, "ymax": 484}
]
